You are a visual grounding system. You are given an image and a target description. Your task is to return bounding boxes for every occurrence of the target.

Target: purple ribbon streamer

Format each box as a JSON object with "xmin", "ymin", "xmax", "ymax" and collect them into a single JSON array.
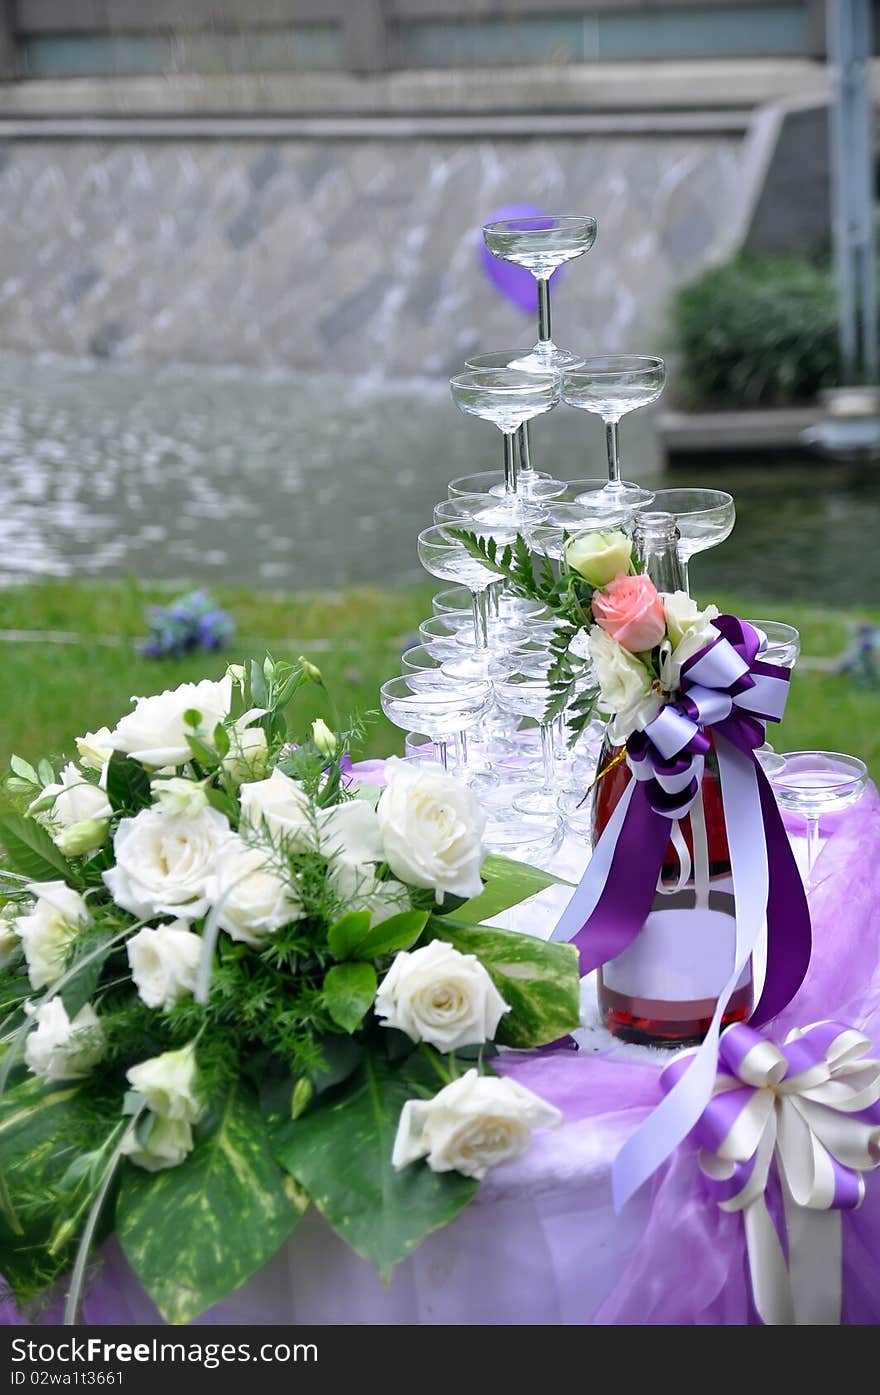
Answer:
[{"xmin": 550, "ymin": 614, "xmax": 813, "ymax": 1200}]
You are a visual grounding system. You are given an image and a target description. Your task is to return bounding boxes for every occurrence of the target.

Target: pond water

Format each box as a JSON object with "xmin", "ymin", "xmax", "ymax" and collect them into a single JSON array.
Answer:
[{"xmin": 2, "ymin": 352, "xmax": 878, "ymax": 608}]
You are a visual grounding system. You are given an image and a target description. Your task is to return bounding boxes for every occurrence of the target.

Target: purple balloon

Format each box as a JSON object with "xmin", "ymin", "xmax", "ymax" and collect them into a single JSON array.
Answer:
[{"xmin": 478, "ymin": 203, "xmax": 561, "ymax": 315}]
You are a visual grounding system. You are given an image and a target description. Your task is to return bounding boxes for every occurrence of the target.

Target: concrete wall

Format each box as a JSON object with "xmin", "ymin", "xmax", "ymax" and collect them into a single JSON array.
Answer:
[{"xmin": 0, "ymin": 129, "xmax": 742, "ymax": 375}]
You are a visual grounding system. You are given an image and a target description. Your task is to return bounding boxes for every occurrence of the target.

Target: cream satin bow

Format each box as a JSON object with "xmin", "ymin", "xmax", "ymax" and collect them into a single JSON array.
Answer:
[{"xmin": 661, "ymin": 1020, "xmax": 880, "ymax": 1324}]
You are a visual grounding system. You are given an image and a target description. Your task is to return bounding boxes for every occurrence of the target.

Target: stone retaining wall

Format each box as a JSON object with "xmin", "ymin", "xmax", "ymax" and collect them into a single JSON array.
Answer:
[{"xmin": 0, "ymin": 131, "xmax": 742, "ymax": 374}]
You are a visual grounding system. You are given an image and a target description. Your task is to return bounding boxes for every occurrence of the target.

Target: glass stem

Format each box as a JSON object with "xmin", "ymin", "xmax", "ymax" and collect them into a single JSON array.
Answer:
[
  {"xmin": 679, "ymin": 554, "xmax": 691, "ymax": 598},
  {"xmin": 458, "ymin": 730, "xmax": 468, "ymax": 768},
  {"xmin": 804, "ymin": 813, "xmax": 820, "ymax": 888},
  {"xmin": 502, "ymin": 430, "xmax": 518, "ymax": 494},
  {"xmin": 433, "ymin": 739, "xmax": 448, "ymax": 771},
  {"xmin": 471, "ymin": 588, "xmax": 489, "ymax": 651},
  {"xmin": 539, "ymin": 722, "xmax": 555, "ymax": 792},
  {"xmin": 516, "ymin": 421, "xmax": 532, "ymax": 474},
  {"xmin": 536, "ymin": 276, "xmax": 551, "ymax": 344},
  {"xmin": 553, "ymin": 715, "xmax": 566, "ymax": 765},
  {"xmin": 488, "ymin": 580, "xmax": 501, "ymax": 619},
  {"xmin": 604, "ymin": 417, "xmax": 621, "ymax": 484}
]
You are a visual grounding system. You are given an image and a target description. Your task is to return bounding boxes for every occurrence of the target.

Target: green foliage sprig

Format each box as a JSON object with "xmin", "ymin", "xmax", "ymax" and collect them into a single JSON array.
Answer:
[{"xmin": 447, "ymin": 528, "xmax": 600, "ymax": 746}]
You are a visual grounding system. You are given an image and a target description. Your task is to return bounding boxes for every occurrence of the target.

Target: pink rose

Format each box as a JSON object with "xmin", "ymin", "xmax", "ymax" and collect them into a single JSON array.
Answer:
[{"xmin": 592, "ymin": 574, "xmax": 667, "ymax": 653}]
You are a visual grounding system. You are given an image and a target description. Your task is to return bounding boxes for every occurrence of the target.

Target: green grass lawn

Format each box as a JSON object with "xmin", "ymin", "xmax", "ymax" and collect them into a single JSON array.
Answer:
[{"xmin": 0, "ymin": 580, "xmax": 878, "ymax": 775}]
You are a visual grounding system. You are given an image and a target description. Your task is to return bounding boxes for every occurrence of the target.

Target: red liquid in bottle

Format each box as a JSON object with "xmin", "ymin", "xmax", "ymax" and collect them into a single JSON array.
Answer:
[{"xmin": 591, "ymin": 734, "xmax": 752, "ymax": 1048}]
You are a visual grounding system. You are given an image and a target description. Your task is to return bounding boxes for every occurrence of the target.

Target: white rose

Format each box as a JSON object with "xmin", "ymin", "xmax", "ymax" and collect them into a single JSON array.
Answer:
[
  {"xmin": 35, "ymin": 762, "xmax": 112, "ymax": 829},
  {"xmin": 126, "ymin": 921, "xmax": 202, "ymax": 1010},
  {"xmin": 319, "ymin": 799, "xmax": 384, "ymax": 866},
  {"xmin": 659, "ymin": 622, "xmax": 721, "ymax": 695},
  {"xmin": 54, "ymin": 818, "xmax": 109, "ymax": 857},
  {"xmin": 661, "ymin": 591, "xmax": 720, "ymax": 648},
  {"xmin": 377, "ymin": 758, "xmax": 485, "ymax": 901},
  {"xmin": 239, "ymin": 769, "xmax": 313, "ymax": 850},
  {"xmin": 221, "ymin": 722, "xmax": 269, "ymax": 784},
  {"xmin": 206, "ymin": 835, "xmax": 303, "ymax": 947},
  {"xmin": 75, "ymin": 727, "xmax": 115, "ymax": 773},
  {"xmin": 150, "ymin": 776, "xmax": 209, "ymax": 818},
  {"xmin": 590, "ymin": 625, "xmax": 663, "ymax": 743},
  {"xmin": 109, "ymin": 676, "xmax": 232, "ymax": 767},
  {"xmin": 375, "ymin": 940, "xmax": 509, "ymax": 1051},
  {"xmin": 328, "ymin": 859, "xmax": 410, "ymax": 926},
  {"xmin": 126, "ymin": 1043, "xmax": 201, "ymax": 1122},
  {"xmin": 103, "ymin": 805, "xmax": 230, "ymax": 921},
  {"xmin": 24, "ymin": 998, "xmax": 104, "ymax": 1081},
  {"xmin": 392, "ymin": 1069, "xmax": 562, "ymax": 1180},
  {"xmin": 15, "ymin": 881, "xmax": 89, "ymax": 990},
  {"xmin": 120, "ymin": 1115, "xmax": 194, "ymax": 1173}
]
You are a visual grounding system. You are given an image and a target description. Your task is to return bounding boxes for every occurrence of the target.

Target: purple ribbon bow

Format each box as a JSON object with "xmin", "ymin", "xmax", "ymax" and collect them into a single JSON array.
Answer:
[
  {"xmin": 661, "ymin": 1020, "xmax": 880, "ymax": 1323},
  {"xmin": 551, "ymin": 616, "xmax": 812, "ymax": 1209}
]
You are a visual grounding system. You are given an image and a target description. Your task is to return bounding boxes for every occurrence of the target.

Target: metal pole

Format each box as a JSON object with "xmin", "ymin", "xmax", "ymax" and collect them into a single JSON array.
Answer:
[
  {"xmin": 827, "ymin": 0, "xmax": 877, "ymax": 384},
  {"xmin": 853, "ymin": 0, "xmax": 878, "ymax": 380}
]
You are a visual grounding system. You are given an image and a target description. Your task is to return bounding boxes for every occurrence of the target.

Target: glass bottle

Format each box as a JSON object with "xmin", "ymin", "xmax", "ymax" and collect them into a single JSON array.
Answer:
[{"xmin": 591, "ymin": 512, "xmax": 752, "ymax": 1046}]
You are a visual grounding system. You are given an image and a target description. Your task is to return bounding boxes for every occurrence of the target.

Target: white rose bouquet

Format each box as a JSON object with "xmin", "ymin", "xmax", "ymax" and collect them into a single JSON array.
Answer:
[{"xmin": 0, "ymin": 656, "xmax": 579, "ymax": 1324}]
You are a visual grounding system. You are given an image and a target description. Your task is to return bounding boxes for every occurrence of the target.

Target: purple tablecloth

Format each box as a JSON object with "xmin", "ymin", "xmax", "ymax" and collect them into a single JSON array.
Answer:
[{"xmin": 5, "ymin": 785, "xmax": 880, "ymax": 1326}]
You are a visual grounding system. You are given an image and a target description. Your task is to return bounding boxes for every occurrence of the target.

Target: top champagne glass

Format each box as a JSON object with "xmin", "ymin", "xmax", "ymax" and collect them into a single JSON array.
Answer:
[{"xmin": 482, "ymin": 215, "xmax": 597, "ymax": 371}]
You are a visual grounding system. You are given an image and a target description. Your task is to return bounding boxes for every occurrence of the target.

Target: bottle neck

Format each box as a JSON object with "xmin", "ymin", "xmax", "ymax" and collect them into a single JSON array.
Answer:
[{"xmin": 634, "ymin": 512, "xmax": 685, "ymax": 593}]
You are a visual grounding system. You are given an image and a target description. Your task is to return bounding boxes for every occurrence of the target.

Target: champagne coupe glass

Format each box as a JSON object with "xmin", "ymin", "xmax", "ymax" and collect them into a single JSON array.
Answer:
[
  {"xmin": 449, "ymin": 469, "xmax": 566, "ymax": 503},
  {"xmin": 746, "ymin": 621, "xmax": 800, "ymax": 776},
  {"xmin": 432, "ymin": 586, "xmax": 472, "ymax": 622},
  {"xmin": 529, "ymin": 501, "xmax": 632, "ymax": 564},
  {"xmin": 749, "ymin": 620, "xmax": 801, "ymax": 670},
  {"xmin": 465, "ymin": 348, "xmax": 580, "ymax": 500},
  {"xmin": 450, "ymin": 369, "xmax": 559, "ymax": 503},
  {"xmin": 401, "ymin": 643, "xmax": 452, "ymax": 687},
  {"xmin": 418, "ymin": 523, "xmax": 516, "ymax": 679},
  {"xmin": 557, "ymin": 789, "xmax": 594, "ymax": 844},
  {"xmin": 649, "ymin": 488, "xmax": 735, "ymax": 597},
  {"xmin": 399, "ymin": 647, "xmax": 503, "ymax": 786},
  {"xmin": 771, "ymin": 751, "xmax": 867, "ymax": 887},
  {"xmin": 380, "ymin": 676, "xmax": 493, "ymax": 773},
  {"xmin": 482, "ymin": 214, "xmax": 598, "ymax": 370},
  {"xmin": 434, "ymin": 494, "xmax": 542, "ymax": 643},
  {"xmin": 404, "ymin": 733, "xmax": 435, "ymax": 763},
  {"xmin": 562, "ymin": 356, "xmax": 665, "ymax": 510},
  {"xmin": 481, "ymin": 812, "xmax": 565, "ymax": 867},
  {"xmin": 560, "ymin": 477, "xmax": 617, "ymax": 502},
  {"xmin": 434, "ymin": 491, "xmax": 545, "ymax": 532},
  {"xmin": 495, "ymin": 669, "xmax": 561, "ymax": 818},
  {"xmin": 418, "ymin": 617, "xmax": 467, "ymax": 661}
]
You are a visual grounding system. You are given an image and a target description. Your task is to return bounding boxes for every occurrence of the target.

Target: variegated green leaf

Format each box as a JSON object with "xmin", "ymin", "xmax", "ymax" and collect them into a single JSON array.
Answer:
[
  {"xmin": 117, "ymin": 1082, "xmax": 301, "ymax": 1325},
  {"xmin": 454, "ymin": 853, "xmax": 571, "ymax": 924},
  {"xmin": 274, "ymin": 1048, "xmax": 476, "ymax": 1282},
  {"xmin": 428, "ymin": 920, "xmax": 581, "ymax": 1048},
  {"xmin": 0, "ymin": 1076, "xmax": 112, "ymax": 1303}
]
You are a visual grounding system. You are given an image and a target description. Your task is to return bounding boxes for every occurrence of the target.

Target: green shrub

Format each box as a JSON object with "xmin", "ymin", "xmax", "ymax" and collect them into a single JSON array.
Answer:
[{"xmin": 673, "ymin": 254, "xmax": 843, "ymax": 407}]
